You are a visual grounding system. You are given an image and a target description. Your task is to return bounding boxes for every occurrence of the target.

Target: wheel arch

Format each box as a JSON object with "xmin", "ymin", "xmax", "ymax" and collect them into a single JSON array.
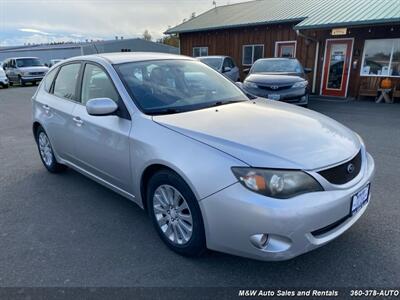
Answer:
[
  {"xmin": 140, "ymin": 163, "xmax": 197, "ymax": 213},
  {"xmin": 32, "ymin": 121, "xmax": 42, "ymax": 141}
]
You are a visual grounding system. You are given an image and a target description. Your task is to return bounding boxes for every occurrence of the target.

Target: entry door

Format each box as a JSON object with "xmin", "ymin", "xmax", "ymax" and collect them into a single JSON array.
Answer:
[
  {"xmin": 276, "ymin": 42, "xmax": 296, "ymax": 58},
  {"xmin": 322, "ymin": 39, "xmax": 353, "ymax": 97}
]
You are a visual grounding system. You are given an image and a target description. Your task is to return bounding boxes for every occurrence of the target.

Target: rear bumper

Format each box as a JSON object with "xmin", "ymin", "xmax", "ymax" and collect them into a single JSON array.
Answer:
[{"xmin": 199, "ymin": 153, "xmax": 375, "ymax": 261}]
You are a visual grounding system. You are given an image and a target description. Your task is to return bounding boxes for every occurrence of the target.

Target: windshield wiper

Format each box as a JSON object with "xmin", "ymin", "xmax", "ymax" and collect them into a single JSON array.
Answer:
[
  {"xmin": 211, "ymin": 100, "xmax": 246, "ymax": 107},
  {"xmin": 148, "ymin": 108, "xmax": 182, "ymax": 116}
]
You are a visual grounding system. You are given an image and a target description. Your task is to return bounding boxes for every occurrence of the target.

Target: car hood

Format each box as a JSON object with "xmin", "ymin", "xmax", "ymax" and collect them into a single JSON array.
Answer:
[
  {"xmin": 18, "ymin": 66, "xmax": 49, "ymax": 73},
  {"xmin": 246, "ymin": 73, "xmax": 304, "ymax": 85},
  {"xmin": 153, "ymin": 100, "xmax": 360, "ymax": 170}
]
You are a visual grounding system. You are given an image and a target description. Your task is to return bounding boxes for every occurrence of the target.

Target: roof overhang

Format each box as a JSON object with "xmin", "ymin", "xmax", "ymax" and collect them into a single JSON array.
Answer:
[
  {"xmin": 165, "ymin": 18, "xmax": 306, "ymax": 35},
  {"xmin": 294, "ymin": 18, "xmax": 400, "ymax": 30}
]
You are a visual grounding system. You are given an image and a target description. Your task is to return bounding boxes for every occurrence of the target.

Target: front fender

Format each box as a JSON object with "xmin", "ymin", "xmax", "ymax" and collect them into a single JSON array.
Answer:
[{"xmin": 130, "ymin": 116, "xmax": 247, "ymax": 207}]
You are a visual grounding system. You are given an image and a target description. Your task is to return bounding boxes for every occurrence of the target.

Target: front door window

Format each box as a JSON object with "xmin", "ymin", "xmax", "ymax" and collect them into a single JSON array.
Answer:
[
  {"xmin": 322, "ymin": 39, "xmax": 353, "ymax": 97},
  {"xmin": 327, "ymin": 44, "xmax": 347, "ymax": 90}
]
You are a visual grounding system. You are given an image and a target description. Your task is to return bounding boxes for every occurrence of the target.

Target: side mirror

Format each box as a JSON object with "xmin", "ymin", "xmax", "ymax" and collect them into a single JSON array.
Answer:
[
  {"xmin": 304, "ymin": 68, "xmax": 312, "ymax": 74},
  {"xmin": 223, "ymin": 66, "xmax": 232, "ymax": 73},
  {"xmin": 86, "ymin": 98, "xmax": 118, "ymax": 116},
  {"xmin": 235, "ymin": 82, "xmax": 244, "ymax": 89},
  {"xmin": 243, "ymin": 68, "xmax": 250, "ymax": 74}
]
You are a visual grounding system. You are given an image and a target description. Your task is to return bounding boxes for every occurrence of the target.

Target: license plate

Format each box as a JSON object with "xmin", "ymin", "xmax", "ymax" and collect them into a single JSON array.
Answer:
[
  {"xmin": 351, "ymin": 184, "xmax": 370, "ymax": 215},
  {"xmin": 268, "ymin": 94, "xmax": 280, "ymax": 100}
]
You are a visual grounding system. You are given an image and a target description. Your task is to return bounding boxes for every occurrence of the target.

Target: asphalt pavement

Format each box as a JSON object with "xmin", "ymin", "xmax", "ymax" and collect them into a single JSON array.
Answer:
[{"xmin": 0, "ymin": 86, "xmax": 399, "ymax": 288}]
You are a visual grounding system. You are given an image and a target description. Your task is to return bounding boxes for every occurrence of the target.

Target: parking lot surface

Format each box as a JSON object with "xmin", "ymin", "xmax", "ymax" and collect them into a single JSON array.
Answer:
[{"xmin": 0, "ymin": 86, "xmax": 399, "ymax": 287}]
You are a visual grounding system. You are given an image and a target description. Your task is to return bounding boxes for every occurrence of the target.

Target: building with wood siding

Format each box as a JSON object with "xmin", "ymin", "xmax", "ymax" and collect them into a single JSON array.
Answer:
[{"xmin": 166, "ymin": 0, "xmax": 400, "ymax": 99}]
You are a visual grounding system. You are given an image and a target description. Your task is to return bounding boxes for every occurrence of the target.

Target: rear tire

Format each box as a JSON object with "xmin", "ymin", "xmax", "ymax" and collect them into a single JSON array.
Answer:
[
  {"xmin": 147, "ymin": 170, "xmax": 206, "ymax": 257},
  {"xmin": 35, "ymin": 126, "xmax": 67, "ymax": 173}
]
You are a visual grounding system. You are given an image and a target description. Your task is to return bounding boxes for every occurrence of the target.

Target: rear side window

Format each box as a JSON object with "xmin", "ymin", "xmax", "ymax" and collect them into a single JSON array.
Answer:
[
  {"xmin": 224, "ymin": 58, "xmax": 235, "ymax": 69},
  {"xmin": 81, "ymin": 64, "xmax": 119, "ymax": 105},
  {"xmin": 53, "ymin": 63, "xmax": 81, "ymax": 100},
  {"xmin": 44, "ymin": 68, "xmax": 58, "ymax": 93}
]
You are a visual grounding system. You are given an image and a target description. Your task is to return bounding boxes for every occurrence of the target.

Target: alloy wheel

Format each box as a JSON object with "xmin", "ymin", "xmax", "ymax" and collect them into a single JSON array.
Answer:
[
  {"xmin": 153, "ymin": 184, "xmax": 193, "ymax": 245},
  {"xmin": 38, "ymin": 132, "xmax": 53, "ymax": 167}
]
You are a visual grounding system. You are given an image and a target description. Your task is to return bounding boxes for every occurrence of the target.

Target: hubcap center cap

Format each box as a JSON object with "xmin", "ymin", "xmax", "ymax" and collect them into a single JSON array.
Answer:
[{"xmin": 170, "ymin": 209, "xmax": 177, "ymax": 219}]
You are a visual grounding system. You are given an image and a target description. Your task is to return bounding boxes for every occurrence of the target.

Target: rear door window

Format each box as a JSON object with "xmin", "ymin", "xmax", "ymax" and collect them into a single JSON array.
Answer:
[{"xmin": 53, "ymin": 63, "xmax": 81, "ymax": 100}]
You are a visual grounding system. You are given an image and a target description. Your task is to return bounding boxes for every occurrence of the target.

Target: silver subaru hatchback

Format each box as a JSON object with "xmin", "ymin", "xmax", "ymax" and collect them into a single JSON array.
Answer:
[{"xmin": 32, "ymin": 53, "xmax": 375, "ymax": 261}]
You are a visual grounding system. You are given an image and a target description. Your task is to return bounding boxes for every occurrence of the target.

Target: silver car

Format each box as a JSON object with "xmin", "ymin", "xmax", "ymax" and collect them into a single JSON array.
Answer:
[
  {"xmin": 3, "ymin": 57, "xmax": 49, "ymax": 86},
  {"xmin": 32, "ymin": 53, "xmax": 375, "ymax": 261},
  {"xmin": 197, "ymin": 56, "xmax": 240, "ymax": 82}
]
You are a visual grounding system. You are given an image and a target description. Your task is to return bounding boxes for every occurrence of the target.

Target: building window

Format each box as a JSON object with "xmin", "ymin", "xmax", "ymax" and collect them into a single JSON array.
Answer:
[
  {"xmin": 193, "ymin": 47, "xmax": 208, "ymax": 57},
  {"xmin": 242, "ymin": 45, "xmax": 264, "ymax": 66},
  {"xmin": 275, "ymin": 41, "xmax": 297, "ymax": 58},
  {"xmin": 361, "ymin": 38, "xmax": 400, "ymax": 77}
]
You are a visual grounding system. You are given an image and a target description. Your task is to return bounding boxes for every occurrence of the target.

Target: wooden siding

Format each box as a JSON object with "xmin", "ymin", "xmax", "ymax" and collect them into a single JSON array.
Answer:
[
  {"xmin": 179, "ymin": 23, "xmax": 400, "ymax": 98},
  {"xmin": 180, "ymin": 23, "xmax": 317, "ymax": 85}
]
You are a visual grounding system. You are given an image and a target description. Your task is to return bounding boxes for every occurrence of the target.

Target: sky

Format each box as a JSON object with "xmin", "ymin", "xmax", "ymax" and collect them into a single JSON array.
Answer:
[{"xmin": 0, "ymin": 0, "xmax": 249, "ymax": 47}]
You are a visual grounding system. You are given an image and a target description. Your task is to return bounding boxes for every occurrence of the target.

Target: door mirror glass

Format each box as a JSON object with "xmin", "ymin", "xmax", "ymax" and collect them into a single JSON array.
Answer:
[
  {"xmin": 86, "ymin": 98, "xmax": 118, "ymax": 116},
  {"xmin": 243, "ymin": 68, "xmax": 250, "ymax": 74},
  {"xmin": 304, "ymin": 67, "xmax": 312, "ymax": 73},
  {"xmin": 223, "ymin": 66, "xmax": 232, "ymax": 73}
]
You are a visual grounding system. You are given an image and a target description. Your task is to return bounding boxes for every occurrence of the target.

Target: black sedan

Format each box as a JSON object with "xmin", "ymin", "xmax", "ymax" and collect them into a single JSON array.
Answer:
[{"xmin": 241, "ymin": 58, "xmax": 311, "ymax": 107}]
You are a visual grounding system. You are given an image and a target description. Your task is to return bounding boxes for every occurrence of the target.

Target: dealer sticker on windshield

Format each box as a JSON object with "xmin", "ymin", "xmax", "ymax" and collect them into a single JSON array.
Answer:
[
  {"xmin": 268, "ymin": 94, "xmax": 280, "ymax": 101},
  {"xmin": 351, "ymin": 184, "xmax": 370, "ymax": 215}
]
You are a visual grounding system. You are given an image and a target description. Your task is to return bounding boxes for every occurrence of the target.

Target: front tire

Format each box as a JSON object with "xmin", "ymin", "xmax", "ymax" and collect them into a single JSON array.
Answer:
[
  {"xmin": 147, "ymin": 170, "xmax": 206, "ymax": 257},
  {"xmin": 35, "ymin": 126, "xmax": 66, "ymax": 173},
  {"xmin": 19, "ymin": 76, "xmax": 25, "ymax": 86}
]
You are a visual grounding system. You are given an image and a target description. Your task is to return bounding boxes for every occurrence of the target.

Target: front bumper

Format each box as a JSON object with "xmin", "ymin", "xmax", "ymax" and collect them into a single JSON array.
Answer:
[
  {"xmin": 0, "ymin": 77, "xmax": 8, "ymax": 85},
  {"xmin": 245, "ymin": 86, "xmax": 309, "ymax": 105},
  {"xmin": 21, "ymin": 76, "xmax": 44, "ymax": 82},
  {"xmin": 199, "ymin": 153, "xmax": 375, "ymax": 261}
]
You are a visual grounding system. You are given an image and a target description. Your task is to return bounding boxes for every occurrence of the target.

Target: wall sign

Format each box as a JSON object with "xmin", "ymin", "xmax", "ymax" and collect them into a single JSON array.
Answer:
[{"xmin": 331, "ymin": 28, "xmax": 347, "ymax": 36}]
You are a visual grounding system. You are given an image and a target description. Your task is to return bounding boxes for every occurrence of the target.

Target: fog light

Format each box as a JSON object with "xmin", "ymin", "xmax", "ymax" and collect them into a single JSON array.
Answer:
[{"xmin": 250, "ymin": 234, "xmax": 269, "ymax": 249}]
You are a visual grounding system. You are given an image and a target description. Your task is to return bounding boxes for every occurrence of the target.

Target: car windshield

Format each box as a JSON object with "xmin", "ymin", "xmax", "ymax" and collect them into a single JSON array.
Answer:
[
  {"xmin": 116, "ymin": 59, "xmax": 247, "ymax": 115},
  {"xmin": 198, "ymin": 57, "xmax": 223, "ymax": 70},
  {"xmin": 251, "ymin": 59, "xmax": 303, "ymax": 73},
  {"xmin": 16, "ymin": 58, "xmax": 43, "ymax": 68}
]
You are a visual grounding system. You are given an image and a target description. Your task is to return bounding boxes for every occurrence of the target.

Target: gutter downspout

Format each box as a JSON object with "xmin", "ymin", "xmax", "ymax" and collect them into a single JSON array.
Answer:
[{"xmin": 296, "ymin": 30, "xmax": 319, "ymax": 94}]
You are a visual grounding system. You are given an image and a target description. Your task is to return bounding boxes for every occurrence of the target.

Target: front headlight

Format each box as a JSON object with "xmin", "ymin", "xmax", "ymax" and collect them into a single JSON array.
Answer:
[
  {"xmin": 292, "ymin": 80, "xmax": 308, "ymax": 88},
  {"xmin": 21, "ymin": 71, "xmax": 29, "ymax": 76},
  {"xmin": 244, "ymin": 81, "xmax": 258, "ymax": 89},
  {"xmin": 232, "ymin": 167, "xmax": 323, "ymax": 199}
]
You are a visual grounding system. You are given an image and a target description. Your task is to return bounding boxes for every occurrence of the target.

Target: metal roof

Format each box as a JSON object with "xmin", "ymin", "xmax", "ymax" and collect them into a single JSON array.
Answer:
[{"xmin": 165, "ymin": 0, "xmax": 400, "ymax": 34}]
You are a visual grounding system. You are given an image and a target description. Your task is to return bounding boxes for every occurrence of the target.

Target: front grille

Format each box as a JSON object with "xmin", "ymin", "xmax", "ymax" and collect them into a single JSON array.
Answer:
[
  {"xmin": 29, "ymin": 72, "xmax": 44, "ymax": 76},
  {"xmin": 318, "ymin": 151, "xmax": 362, "ymax": 185},
  {"xmin": 257, "ymin": 84, "xmax": 293, "ymax": 91}
]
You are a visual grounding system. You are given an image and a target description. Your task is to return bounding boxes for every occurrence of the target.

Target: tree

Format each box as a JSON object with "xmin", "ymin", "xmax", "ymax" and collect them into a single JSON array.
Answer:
[
  {"xmin": 157, "ymin": 34, "xmax": 180, "ymax": 48},
  {"xmin": 142, "ymin": 30, "xmax": 152, "ymax": 41}
]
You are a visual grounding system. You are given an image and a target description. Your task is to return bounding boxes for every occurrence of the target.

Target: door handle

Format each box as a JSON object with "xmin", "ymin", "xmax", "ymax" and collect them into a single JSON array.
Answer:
[
  {"xmin": 42, "ymin": 104, "xmax": 50, "ymax": 114},
  {"xmin": 73, "ymin": 116, "xmax": 84, "ymax": 126}
]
